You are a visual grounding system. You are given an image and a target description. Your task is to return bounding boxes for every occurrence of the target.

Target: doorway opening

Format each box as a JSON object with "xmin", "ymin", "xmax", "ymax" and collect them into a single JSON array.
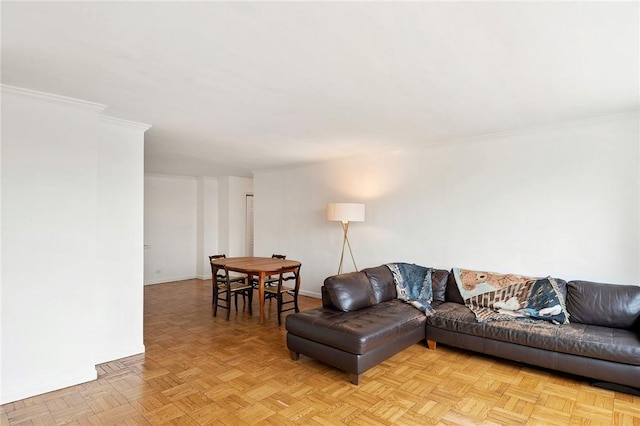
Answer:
[{"xmin": 246, "ymin": 194, "xmax": 254, "ymax": 256}]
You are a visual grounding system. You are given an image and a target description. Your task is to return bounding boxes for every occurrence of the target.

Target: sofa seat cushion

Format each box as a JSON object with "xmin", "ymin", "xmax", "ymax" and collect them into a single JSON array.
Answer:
[
  {"xmin": 286, "ymin": 300, "xmax": 426, "ymax": 355},
  {"xmin": 428, "ymin": 301, "xmax": 480, "ymax": 333},
  {"xmin": 427, "ymin": 302, "xmax": 640, "ymax": 366},
  {"xmin": 553, "ymin": 323, "xmax": 640, "ymax": 365}
]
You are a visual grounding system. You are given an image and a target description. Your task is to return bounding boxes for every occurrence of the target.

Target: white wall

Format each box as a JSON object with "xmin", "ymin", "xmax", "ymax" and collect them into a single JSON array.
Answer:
[
  {"xmin": 95, "ymin": 117, "xmax": 147, "ymax": 364},
  {"xmin": 144, "ymin": 175, "xmax": 253, "ymax": 283},
  {"xmin": 254, "ymin": 114, "xmax": 640, "ymax": 298},
  {"xmin": 196, "ymin": 177, "xmax": 219, "ymax": 279},
  {"xmin": 0, "ymin": 85, "xmax": 3, "ymax": 402},
  {"xmin": 144, "ymin": 175, "xmax": 197, "ymax": 284},
  {"xmin": 0, "ymin": 86, "xmax": 148, "ymax": 403}
]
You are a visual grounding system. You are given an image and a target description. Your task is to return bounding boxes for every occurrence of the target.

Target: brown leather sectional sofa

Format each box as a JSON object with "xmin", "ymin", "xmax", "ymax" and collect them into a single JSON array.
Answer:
[{"xmin": 286, "ymin": 265, "xmax": 640, "ymax": 388}]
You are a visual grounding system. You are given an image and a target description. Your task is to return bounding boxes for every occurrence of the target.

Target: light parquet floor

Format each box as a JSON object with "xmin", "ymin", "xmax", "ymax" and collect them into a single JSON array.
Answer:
[{"xmin": 2, "ymin": 278, "xmax": 639, "ymax": 425}]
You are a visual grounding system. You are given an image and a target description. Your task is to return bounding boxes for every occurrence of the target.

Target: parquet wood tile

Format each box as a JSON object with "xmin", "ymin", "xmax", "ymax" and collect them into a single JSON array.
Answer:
[{"xmin": 2, "ymin": 278, "xmax": 640, "ymax": 425}]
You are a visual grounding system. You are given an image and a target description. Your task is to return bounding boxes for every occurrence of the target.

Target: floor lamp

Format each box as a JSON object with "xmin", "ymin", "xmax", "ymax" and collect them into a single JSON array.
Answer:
[{"xmin": 326, "ymin": 202, "xmax": 365, "ymax": 274}]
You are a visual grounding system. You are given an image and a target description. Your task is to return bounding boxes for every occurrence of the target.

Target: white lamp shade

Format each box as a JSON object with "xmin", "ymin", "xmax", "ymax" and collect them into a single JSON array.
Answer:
[{"xmin": 326, "ymin": 202, "xmax": 365, "ymax": 222}]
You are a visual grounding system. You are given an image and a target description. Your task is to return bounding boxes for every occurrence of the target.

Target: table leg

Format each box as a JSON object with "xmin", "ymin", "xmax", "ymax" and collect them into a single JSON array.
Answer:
[{"xmin": 258, "ymin": 272, "xmax": 265, "ymax": 323}]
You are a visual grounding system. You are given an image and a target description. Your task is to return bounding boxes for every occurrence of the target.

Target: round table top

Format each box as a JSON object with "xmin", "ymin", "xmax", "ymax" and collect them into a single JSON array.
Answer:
[{"xmin": 210, "ymin": 256, "xmax": 301, "ymax": 273}]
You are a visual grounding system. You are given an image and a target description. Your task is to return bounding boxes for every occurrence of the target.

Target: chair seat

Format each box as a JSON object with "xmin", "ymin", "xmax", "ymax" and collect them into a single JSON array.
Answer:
[
  {"xmin": 252, "ymin": 274, "xmax": 279, "ymax": 287},
  {"xmin": 228, "ymin": 272, "xmax": 247, "ymax": 281},
  {"xmin": 220, "ymin": 282, "xmax": 253, "ymax": 292},
  {"xmin": 265, "ymin": 286, "xmax": 294, "ymax": 294}
]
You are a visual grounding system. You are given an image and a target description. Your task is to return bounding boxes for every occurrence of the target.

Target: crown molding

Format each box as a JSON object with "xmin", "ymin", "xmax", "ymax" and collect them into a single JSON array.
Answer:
[
  {"xmin": 1, "ymin": 84, "xmax": 107, "ymax": 112},
  {"xmin": 99, "ymin": 115, "xmax": 151, "ymax": 132},
  {"xmin": 423, "ymin": 110, "xmax": 640, "ymax": 151},
  {"xmin": 144, "ymin": 173, "xmax": 198, "ymax": 180}
]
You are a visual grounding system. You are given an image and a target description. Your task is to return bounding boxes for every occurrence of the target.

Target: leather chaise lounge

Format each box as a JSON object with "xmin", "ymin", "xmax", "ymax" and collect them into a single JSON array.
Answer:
[
  {"xmin": 285, "ymin": 265, "xmax": 452, "ymax": 385},
  {"xmin": 285, "ymin": 265, "xmax": 640, "ymax": 388}
]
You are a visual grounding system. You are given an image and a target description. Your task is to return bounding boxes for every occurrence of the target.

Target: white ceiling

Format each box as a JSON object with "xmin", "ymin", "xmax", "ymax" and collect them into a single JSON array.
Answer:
[{"xmin": 2, "ymin": 1, "xmax": 638, "ymax": 177}]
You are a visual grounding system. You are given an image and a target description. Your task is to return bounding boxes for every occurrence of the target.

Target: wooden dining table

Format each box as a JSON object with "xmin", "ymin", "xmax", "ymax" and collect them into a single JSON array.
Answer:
[{"xmin": 210, "ymin": 256, "xmax": 302, "ymax": 323}]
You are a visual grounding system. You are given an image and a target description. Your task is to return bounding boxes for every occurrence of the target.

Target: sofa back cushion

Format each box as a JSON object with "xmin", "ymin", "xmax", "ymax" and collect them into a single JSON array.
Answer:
[
  {"xmin": 324, "ymin": 271, "xmax": 376, "ymax": 312},
  {"xmin": 554, "ymin": 278, "xmax": 568, "ymax": 303},
  {"xmin": 431, "ymin": 269, "xmax": 451, "ymax": 303},
  {"xmin": 363, "ymin": 266, "xmax": 396, "ymax": 303},
  {"xmin": 445, "ymin": 271, "xmax": 465, "ymax": 304},
  {"xmin": 566, "ymin": 280, "xmax": 640, "ymax": 329}
]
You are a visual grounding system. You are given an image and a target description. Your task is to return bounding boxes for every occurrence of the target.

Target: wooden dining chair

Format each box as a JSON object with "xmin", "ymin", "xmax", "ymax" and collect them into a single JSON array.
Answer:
[
  {"xmin": 214, "ymin": 265, "xmax": 254, "ymax": 321},
  {"xmin": 264, "ymin": 264, "xmax": 301, "ymax": 325},
  {"xmin": 253, "ymin": 254, "xmax": 286, "ymax": 295},
  {"xmin": 209, "ymin": 254, "xmax": 252, "ymax": 320}
]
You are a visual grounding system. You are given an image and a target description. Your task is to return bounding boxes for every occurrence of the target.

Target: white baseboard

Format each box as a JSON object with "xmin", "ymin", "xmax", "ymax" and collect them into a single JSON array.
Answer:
[
  {"xmin": 144, "ymin": 275, "xmax": 196, "ymax": 285},
  {"xmin": 94, "ymin": 344, "xmax": 146, "ymax": 366},
  {"xmin": 299, "ymin": 289, "xmax": 321, "ymax": 299},
  {"xmin": 0, "ymin": 366, "xmax": 97, "ymax": 405}
]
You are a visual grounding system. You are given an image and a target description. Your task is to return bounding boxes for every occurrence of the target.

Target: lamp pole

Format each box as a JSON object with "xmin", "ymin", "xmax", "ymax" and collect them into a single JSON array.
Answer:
[
  {"xmin": 327, "ymin": 202, "xmax": 365, "ymax": 275},
  {"xmin": 338, "ymin": 220, "xmax": 358, "ymax": 274}
]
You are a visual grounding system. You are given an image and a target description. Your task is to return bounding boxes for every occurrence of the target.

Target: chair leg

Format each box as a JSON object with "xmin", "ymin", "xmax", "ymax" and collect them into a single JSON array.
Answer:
[
  {"xmin": 294, "ymin": 293, "xmax": 300, "ymax": 313},
  {"xmin": 277, "ymin": 293, "xmax": 283, "ymax": 326},
  {"xmin": 213, "ymin": 289, "xmax": 218, "ymax": 317},
  {"xmin": 234, "ymin": 293, "xmax": 239, "ymax": 312},
  {"xmin": 247, "ymin": 289, "xmax": 253, "ymax": 315},
  {"xmin": 226, "ymin": 291, "xmax": 231, "ymax": 321}
]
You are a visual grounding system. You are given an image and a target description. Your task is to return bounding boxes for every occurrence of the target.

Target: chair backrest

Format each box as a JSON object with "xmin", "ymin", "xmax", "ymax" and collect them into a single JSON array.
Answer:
[
  {"xmin": 268, "ymin": 254, "xmax": 288, "ymax": 280},
  {"xmin": 222, "ymin": 265, "xmax": 236, "ymax": 285},
  {"xmin": 209, "ymin": 254, "xmax": 228, "ymax": 280},
  {"xmin": 278, "ymin": 264, "xmax": 301, "ymax": 293}
]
